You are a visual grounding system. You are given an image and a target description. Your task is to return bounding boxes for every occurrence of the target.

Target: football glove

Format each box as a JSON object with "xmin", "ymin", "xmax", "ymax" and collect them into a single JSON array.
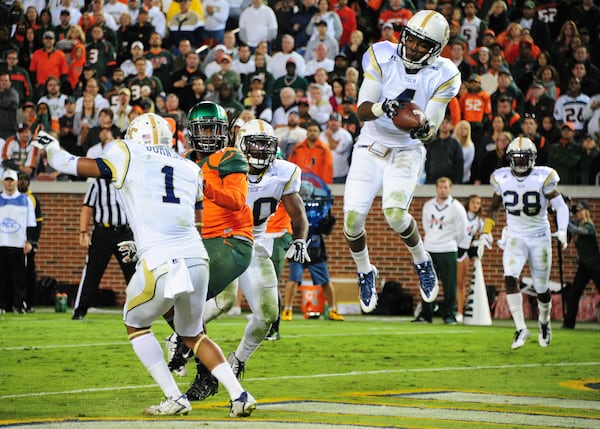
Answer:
[
  {"xmin": 285, "ymin": 239, "xmax": 311, "ymax": 264},
  {"xmin": 552, "ymin": 230, "xmax": 568, "ymax": 250},
  {"xmin": 480, "ymin": 232, "xmax": 493, "ymax": 250},
  {"xmin": 118, "ymin": 240, "xmax": 138, "ymax": 263},
  {"xmin": 32, "ymin": 130, "xmax": 60, "ymax": 151},
  {"xmin": 410, "ymin": 120, "xmax": 433, "ymax": 141},
  {"xmin": 496, "ymin": 227, "xmax": 508, "ymax": 250},
  {"xmin": 381, "ymin": 98, "xmax": 401, "ymax": 119}
]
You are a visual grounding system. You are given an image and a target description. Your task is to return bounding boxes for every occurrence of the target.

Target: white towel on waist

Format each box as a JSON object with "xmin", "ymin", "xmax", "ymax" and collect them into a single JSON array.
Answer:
[{"xmin": 164, "ymin": 258, "xmax": 194, "ymax": 299}]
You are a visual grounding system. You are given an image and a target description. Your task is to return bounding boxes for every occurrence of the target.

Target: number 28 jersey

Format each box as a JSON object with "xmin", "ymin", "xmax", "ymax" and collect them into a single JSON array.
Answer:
[
  {"xmin": 490, "ymin": 166, "xmax": 560, "ymax": 237},
  {"xmin": 247, "ymin": 159, "xmax": 301, "ymax": 258}
]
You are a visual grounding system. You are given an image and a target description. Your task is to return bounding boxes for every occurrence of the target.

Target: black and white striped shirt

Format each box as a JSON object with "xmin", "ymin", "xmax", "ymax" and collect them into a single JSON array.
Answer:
[{"xmin": 83, "ymin": 179, "xmax": 128, "ymax": 227}]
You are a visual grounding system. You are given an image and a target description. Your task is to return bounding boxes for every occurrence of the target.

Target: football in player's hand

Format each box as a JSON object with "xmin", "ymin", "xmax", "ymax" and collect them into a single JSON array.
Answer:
[{"xmin": 392, "ymin": 101, "xmax": 426, "ymax": 131}]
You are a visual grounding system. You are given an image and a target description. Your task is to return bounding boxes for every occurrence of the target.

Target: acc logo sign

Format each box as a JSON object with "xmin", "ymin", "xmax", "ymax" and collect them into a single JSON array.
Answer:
[{"xmin": 0, "ymin": 217, "xmax": 21, "ymax": 234}]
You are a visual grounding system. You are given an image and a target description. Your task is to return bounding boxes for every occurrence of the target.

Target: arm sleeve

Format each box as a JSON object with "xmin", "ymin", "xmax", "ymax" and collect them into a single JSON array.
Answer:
[
  {"xmin": 204, "ymin": 172, "xmax": 248, "ymax": 210},
  {"xmin": 550, "ymin": 194, "xmax": 569, "ymax": 232}
]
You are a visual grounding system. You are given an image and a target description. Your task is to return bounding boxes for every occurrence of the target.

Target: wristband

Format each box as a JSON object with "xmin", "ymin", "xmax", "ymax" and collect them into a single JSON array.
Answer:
[
  {"xmin": 483, "ymin": 218, "xmax": 495, "ymax": 234},
  {"xmin": 371, "ymin": 102, "xmax": 384, "ymax": 118}
]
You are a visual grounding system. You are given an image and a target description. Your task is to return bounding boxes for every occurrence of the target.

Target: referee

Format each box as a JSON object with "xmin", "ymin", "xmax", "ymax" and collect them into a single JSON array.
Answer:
[{"xmin": 72, "ymin": 129, "xmax": 135, "ymax": 320}]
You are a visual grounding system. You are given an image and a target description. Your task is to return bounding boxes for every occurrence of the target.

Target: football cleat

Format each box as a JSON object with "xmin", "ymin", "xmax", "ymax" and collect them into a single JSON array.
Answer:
[
  {"xmin": 281, "ymin": 309, "xmax": 293, "ymax": 321},
  {"xmin": 143, "ymin": 394, "xmax": 191, "ymax": 415},
  {"xmin": 229, "ymin": 391, "xmax": 257, "ymax": 418},
  {"xmin": 186, "ymin": 373, "xmax": 219, "ymax": 401},
  {"xmin": 265, "ymin": 325, "xmax": 280, "ymax": 340},
  {"xmin": 415, "ymin": 253, "xmax": 439, "ymax": 303},
  {"xmin": 328, "ymin": 310, "xmax": 344, "ymax": 321},
  {"xmin": 227, "ymin": 352, "xmax": 245, "ymax": 380},
  {"xmin": 511, "ymin": 329, "xmax": 531, "ymax": 349},
  {"xmin": 357, "ymin": 265, "xmax": 378, "ymax": 313},
  {"xmin": 165, "ymin": 333, "xmax": 193, "ymax": 377},
  {"xmin": 538, "ymin": 321, "xmax": 552, "ymax": 347}
]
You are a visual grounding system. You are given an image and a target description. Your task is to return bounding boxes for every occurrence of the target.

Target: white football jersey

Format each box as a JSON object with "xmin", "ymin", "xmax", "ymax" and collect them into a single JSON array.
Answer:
[
  {"xmin": 358, "ymin": 41, "xmax": 461, "ymax": 148},
  {"xmin": 247, "ymin": 159, "xmax": 301, "ymax": 257},
  {"xmin": 101, "ymin": 140, "xmax": 208, "ymax": 270},
  {"xmin": 490, "ymin": 166, "xmax": 560, "ymax": 237}
]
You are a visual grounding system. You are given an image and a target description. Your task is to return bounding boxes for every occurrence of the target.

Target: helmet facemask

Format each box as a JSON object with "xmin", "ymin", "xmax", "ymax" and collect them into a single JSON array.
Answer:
[
  {"xmin": 399, "ymin": 28, "xmax": 440, "ymax": 69},
  {"xmin": 507, "ymin": 137, "xmax": 537, "ymax": 175},
  {"xmin": 240, "ymin": 135, "xmax": 278, "ymax": 169},
  {"xmin": 188, "ymin": 119, "xmax": 228, "ymax": 154}
]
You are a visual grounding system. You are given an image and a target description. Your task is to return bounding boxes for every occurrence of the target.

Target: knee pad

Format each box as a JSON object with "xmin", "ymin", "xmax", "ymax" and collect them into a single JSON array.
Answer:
[
  {"xmin": 344, "ymin": 210, "xmax": 366, "ymax": 240},
  {"xmin": 504, "ymin": 276, "xmax": 519, "ymax": 294},
  {"xmin": 383, "ymin": 208, "xmax": 412, "ymax": 234}
]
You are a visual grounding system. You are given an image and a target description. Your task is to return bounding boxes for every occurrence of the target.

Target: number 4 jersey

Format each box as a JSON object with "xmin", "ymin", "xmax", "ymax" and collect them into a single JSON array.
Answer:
[{"xmin": 490, "ymin": 165, "xmax": 560, "ymax": 237}]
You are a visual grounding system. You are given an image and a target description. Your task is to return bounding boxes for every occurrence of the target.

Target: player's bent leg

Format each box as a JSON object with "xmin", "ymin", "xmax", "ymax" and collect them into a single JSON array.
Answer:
[
  {"xmin": 536, "ymin": 289, "xmax": 552, "ymax": 347},
  {"xmin": 128, "ymin": 327, "xmax": 191, "ymax": 416},
  {"xmin": 504, "ymin": 275, "xmax": 530, "ymax": 349},
  {"xmin": 204, "ymin": 281, "xmax": 239, "ymax": 324}
]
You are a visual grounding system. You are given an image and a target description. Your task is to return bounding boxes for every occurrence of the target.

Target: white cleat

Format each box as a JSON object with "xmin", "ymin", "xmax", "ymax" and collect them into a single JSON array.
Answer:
[
  {"xmin": 229, "ymin": 391, "xmax": 256, "ymax": 417},
  {"xmin": 143, "ymin": 395, "xmax": 191, "ymax": 416},
  {"xmin": 511, "ymin": 329, "xmax": 531, "ymax": 350}
]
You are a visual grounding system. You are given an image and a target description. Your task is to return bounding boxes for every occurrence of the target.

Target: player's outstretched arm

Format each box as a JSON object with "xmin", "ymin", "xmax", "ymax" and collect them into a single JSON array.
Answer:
[{"xmin": 34, "ymin": 131, "xmax": 103, "ymax": 179}]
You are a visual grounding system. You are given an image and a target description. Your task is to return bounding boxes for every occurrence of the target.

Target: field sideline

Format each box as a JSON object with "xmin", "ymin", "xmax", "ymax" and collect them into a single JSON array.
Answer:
[{"xmin": 1, "ymin": 309, "xmax": 599, "ymax": 429}]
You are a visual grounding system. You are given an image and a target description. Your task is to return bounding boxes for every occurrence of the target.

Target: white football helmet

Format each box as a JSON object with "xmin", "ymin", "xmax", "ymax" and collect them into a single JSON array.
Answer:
[
  {"xmin": 125, "ymin": 113, "xmax": 173, "ymax": 148},
  {"xmin": 238, "ymin": 119, "xmax": 279, "ymax": 169},
  {"xmin": 507, "ymin": 136, "xmax": 537, "ymax": 175},
  {"xmin": 399, "ymin": 10, "xmax": 449, "ymax": 70}
]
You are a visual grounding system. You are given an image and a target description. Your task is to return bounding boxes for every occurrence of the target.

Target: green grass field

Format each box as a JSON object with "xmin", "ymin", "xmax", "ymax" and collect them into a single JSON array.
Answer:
[{"xmin": 1, "ymin": 308, "xmax": 599, "ymax": 429}]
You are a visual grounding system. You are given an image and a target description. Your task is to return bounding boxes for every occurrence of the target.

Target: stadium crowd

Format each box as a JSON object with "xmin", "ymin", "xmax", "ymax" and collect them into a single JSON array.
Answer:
[{"xmin": 0, "ymin": 0, "xmax": 599, "ymax": 185}]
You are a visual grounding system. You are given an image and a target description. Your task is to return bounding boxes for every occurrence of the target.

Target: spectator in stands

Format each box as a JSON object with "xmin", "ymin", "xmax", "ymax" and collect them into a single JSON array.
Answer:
[
  {"xmin": 460, "ymin": 74, "xmax": 491, "ymax": 156},
  {"xmin": 449, "ymin": 40, "xmax": 472, "ymax": 84},
  {"xmin": 335, "ymin": 0, "xmax": 356, "ymax": 48},
  {"xmin": 167, "ymin": 0, "xmax": 204, "ymax": 48},
  {"xmin": 1, "ymin": 124, "xmax": 39, "ymax": 177},
  {"xmin": 425, "ymin": 117, "xmax": 463, "ymax": 185},
  {"xmin": 36, "ymin": 9, "xmax": 54, "ymax": 43},
  {"xmin": 535, "ymin": 65, "xmax": 560, "ymax": 100},
  {"xmin": 111, "ymin": 88, "xmax": 132, "ymax": 135},
  {"xmin": 179, "ymin": 76, "xmax": 207, "ymax": 114},
  {"xmin": 579, "ymin": 135, "xmax": 600, "ymax": 185},
  {"xmin": 232, "ymin": 44, "xmax": 256, "ymax": 89},
  {"xmin": 38, "ymin": 77, "xmax": 68, "ymax": 122},
  {"xmin": 53, "ymin": 10, "xmax": 72, "ymax": 43},
  {"xmin": 81, "ymin": 107, "xmax": 121, "ymax": 154},
  {"xmin": 570, "ymin": 62, "xmax": 599, "ymax": 97},
  {"xmin": 520, "ymin": 113, "xmax": 549, "ymax": 166},
  {"xmin": 269, "ymin": 35, "xmax": 307, "ymax": 79},
  {"xmin": 5, "ymin": 50, "xmax": 33, "ymax": 108},
  {"xmin": 290, "ymin": 0, "xmax": 319, "ymax": 51},
  {"xmin": 496, "ymin": 95, "xmax": 522, "ymax": 138},
  {"xmin": 461, "ymin": 0, "xmax": 487, "ymax": 55},
  {"xmin": 563, "ymin": 200, "xmax": 600, "ymax": 330},
  {"xmin": 480, "ymin": 53, "xmax": 505, "ymax": 96},
  {"xmin": 340, "ymin": 29, "xmax": 367, "ymax": 73},
  {"xmin": 50, "ymin": 0, "xmax": 81, "ymax": 27},
  {"xmin": 275, "ymin": 111, "xmax": 307, "ymax": 159},
  {"xmin": 552, "ymin": 20, "xmax": 580, "ymax": 67},
  {"xmin": 74, "ymin": 93, "xmax": 100, "ymax": 148},
  {"xmin": 486, "ymin": 1, "xmax": 508, "ymax": 37},
  {"xmin": 217, "ymin": 81, "xmax": 245, "ymax": 118},
  {"xmin": 163, "ymin": 93, "xmax": 187, "ymax": 132},
  {"xmin": 125, "ymin": 0, "xmax": 140, "ymax": 27},
  {"xmin": 305, "ymin": 21, "xmax": 339, "ymax": 62},
  {"xmin": 131, "ymin": 7, "xmax": 156, "ymax": 49},
  {"xmin": 491, "ymin": 68, "xmax": 525, "ymax": 116},
  {"xmin": 524, "ymin": 81, "xmax": 555, "ymax": 129},
  {"xmin": 305, "ymin": 44, "xmax": 335, "ymax": 77},
  {"xmin": 569, "ymin": 46, "xmax": 600, "ymax": 88},
  {"xmin": 475, "ymin": 130, "xmax": 511, "ymax": 185},
  {"xmin": 306, "ymin": 84, "xmax": 332, "ymax": 129},
  {"xmin": 272, "ymin": 0, "xmax": 296, "ymax": 52},
  {"xmin": 379, "ymin": 22, "xmax": 398, "ymax": 43},
  {"xmin": 510, "ymin": 40, "xmax": 537, "ymax": 94},
  {"xmin": 207, "ymin": 54, "xmax": 241, "ymax": 94},
  {"xmin": 516, "ymin": 1, "xmax": 551, "ymax": 52},
  {"xmin": 85, "ymin": 25, "xmax": 117, "ymax": 88},
  {"xmin": 547, "ymin": 122, "xmax": 582, "ymax": 185},
  {"xmin": 203, "ymin": 45, "xmax": 231, "ymax": 77},
  {"xmin": 115, "ymin": 13, "xmax": 135, "ymax": 64},
  {"xmin": 340, "ymin": 95, "xmax": 359, "ymax": 141},
  {"xmin": 312, "ymin": 68, "xmax": 333, "ymax": 101},
  {"xmin": 61, "ymin": 25, "xmax": 87, "ymax": 94},
  {"xmin": 272, "ymin": 59, "xmax": 309, "ymax": 110},
  {"xmin": 105, "ymin": 0, "xmax": 128, "ymax": 26},
  {"xmin": 329, "ymin": 77, "xmax": 344, "ymax": 114},
  {"xmin": 568, "ymin": 0, "xmax": 600, "ymax": 44},
  {"xmin": 248, "ymin": 53, "xmax": 275, "ymax": 95},
  {"xmin": 142, "ymin": 0, "xmax": 167, "ymax": 39},
  {"xmin": 296, "ymin": 97, "xmax": 313, "ymax": 128},
  {"xmin": 554, "ymin": 77, "xmax": 591, "ymax": 142},
  {"xmin": 103, "ymin": 68, "xmax": 129, "ymax": 106},
  {"xmin": 239, "ymin": 0, "xmax": 278, "ymax": 50},
  {"xmin": 89, "ymin": 11, "xmax": 118, "ymax": 50},
  {"xmin": 272, "ymin": 87, "xmax": 298, "ymax": 128},
  {"xmin": 586, "ymin": 97, "xmax": 600, "ymax": 139},
  {"xmin": 0, "ymin": 73, "xmax": 19, "ymax": 141},
  {"xmin": 169, "ymin": 51, "xmax": 206, "ymax": 99},
  {"xmin": 29, "ymin": 31, "xmax": 68, "ymax": 100},
  {"xmin": 306, "ymin": 0, "xmax": 342, "ymax": 43},
  {"xmin": 144, "ymin": 32, "xmax": 174, "ymax": 89},
  {"xmin": 452, "ymin": 120, "xmax": 475, "ymax": 184},
  {"xmin": 245, "ymin": 89, "xmax": 273, "ymax": 123},
  {"xmin": 202, "ymin": 0, "xmax": 229, "ymax": 46},
  {"xmin": 75, "ymin": 76, "xmax": 109, "ymax": 113},
  {"xmin": 378, "ymin": 0, "xmax": 412, "ymax": 42},
  {"xmin": 322, "ymin": 112, "xmax": 353, "ymax": 184},
  {"xmin": 469, "ymin": 45, "xmax": 490, "ymax": 76},
  {"xmin": 121, "ymin": 41, "xmax": 153, "ymax": 79},
  {"xmin": 288, "ymin": 121, "xmax": 333, "ymax": 183}
]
